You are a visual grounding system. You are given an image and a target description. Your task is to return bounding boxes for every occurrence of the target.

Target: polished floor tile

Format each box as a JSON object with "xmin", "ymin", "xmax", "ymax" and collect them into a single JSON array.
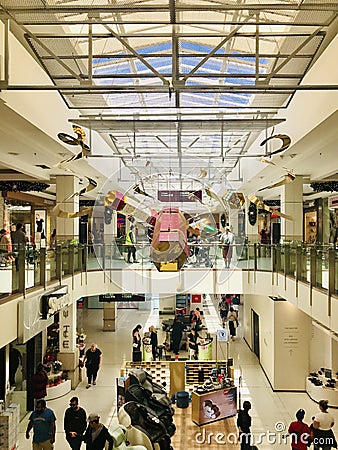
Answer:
[{"xmin": 17, "ymin": 300, "xmax": 337, "ymax": 450}]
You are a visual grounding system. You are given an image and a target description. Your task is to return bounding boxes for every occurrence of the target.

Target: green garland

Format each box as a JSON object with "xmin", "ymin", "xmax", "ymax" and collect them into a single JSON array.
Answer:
[
  {"xmin": 310, "ymin": 182, "xmax": 338, "ymax": 193},
  {"xmin": 0, "ymin": 181, "xmax": 50, "ymax": 192}
]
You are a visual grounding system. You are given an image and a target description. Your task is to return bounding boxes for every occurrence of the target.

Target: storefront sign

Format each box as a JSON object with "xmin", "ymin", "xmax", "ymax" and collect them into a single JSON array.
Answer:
[
  {"xmin": 191, "ymin": 294, "xmax": 201, "ymax": 303},
  {"xmin": 59, "ymin": 304, "xmax": 76, "ymax": 352},
  {"xmin": 329, "ymin": 196, "xmax": 338, "ymax": 208},
  {"xmin": 158, "ymin": 190, "xmax": 202, "ymax": 203},
  {"xmin": 41, "ymin": 286, "xmax": 70, "ymax": 319}
]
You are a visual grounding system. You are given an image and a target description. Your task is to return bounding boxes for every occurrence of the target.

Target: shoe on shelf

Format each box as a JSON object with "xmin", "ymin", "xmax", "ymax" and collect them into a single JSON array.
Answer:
[
  {"xmin": 93, "ymin": 381, "xmax": 96, "ymax": 385},
  {"xmin": 133, "ymin": 261, "xmax": 139, "ymax": 263},
  {"xmin": 86, "ymin": 384, "xmax": 91, "ymax": 389}
]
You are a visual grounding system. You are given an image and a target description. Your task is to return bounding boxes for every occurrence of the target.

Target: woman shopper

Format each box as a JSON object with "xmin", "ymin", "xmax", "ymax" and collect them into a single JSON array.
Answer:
[
  {"xmin": 288, "ymin": 409, "xmax": 312, "ymax": 450},
  {"xmin": 132, "ymin": 324, "xmax": 142, "ymax": 362},
  {"xmin": 228, "ymin": 307, "xmax": 238, "ymax": 341},
  {"xmin": 312, "ymin": 400, "xmax": 337, "ymax": 450},
  {"xmin": 149, "ymin": 326, "xmax": 158, "ymax": 361},
  {"xmin": 84, "ymin": 344, "xmax": 102, "ymax": 389}
]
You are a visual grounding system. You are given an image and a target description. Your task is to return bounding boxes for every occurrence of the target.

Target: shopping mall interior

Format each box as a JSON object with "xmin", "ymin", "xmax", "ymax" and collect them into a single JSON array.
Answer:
[{"xmin": 0, "ymin": 1, "xmax": 337, "ymax": 449}]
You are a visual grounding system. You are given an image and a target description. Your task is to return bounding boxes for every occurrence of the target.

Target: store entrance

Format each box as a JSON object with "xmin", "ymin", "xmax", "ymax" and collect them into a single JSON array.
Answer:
[{"xmin": 251, "ymin": 309, "xmax": 260, "ymax": 359}]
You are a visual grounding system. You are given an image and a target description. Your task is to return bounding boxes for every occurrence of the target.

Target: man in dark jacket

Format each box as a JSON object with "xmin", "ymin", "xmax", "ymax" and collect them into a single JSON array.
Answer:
[
  {"xmin": 237, "ymin": 401, "xmax": 252, "ymax": 450},
  {"xmin": 64, "ymin": 397, "xmax": 87, "ymax": 450},
  {"xmin": 83, "ymin": 413, "xmax": 113, "ymax": 450},
  {"xmin": 11, "ymin": 223, "xmax": 26, "ymax": 270}
]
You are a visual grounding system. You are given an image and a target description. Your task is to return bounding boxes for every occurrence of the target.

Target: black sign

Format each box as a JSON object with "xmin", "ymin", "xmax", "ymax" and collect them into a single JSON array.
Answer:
[
  {"xmin": 99, "ymin": 293, "xmax": 146, "ymax": 302},
  {"xmin": 158, "ymin": 190, "xmax": 202, "ymax": 203}
]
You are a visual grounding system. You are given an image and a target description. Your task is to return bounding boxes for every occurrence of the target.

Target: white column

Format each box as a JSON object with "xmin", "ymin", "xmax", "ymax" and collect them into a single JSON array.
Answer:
[
  {"xmin": 280, "ymin": 176, "xmax": 303, "ymax": 241},
  {"xmin": 56, "ymin": 175, "xmax": 79, "ymax": 240}
]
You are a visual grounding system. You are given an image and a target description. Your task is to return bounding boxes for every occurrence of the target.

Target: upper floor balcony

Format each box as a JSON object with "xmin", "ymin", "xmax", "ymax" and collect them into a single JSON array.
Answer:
[{"xmin": 0, "ymin": 241, "xmax": 337, "ymax": 301}]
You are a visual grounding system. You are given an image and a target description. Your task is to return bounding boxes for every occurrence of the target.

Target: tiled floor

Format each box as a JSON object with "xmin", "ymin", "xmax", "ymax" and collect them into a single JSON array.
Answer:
[{"xmin": 17, "ymin": 297, "xmax": 337, "ymax": 449}]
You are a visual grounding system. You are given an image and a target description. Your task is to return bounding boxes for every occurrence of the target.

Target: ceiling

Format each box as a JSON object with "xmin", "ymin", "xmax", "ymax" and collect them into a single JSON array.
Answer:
[{"xmin": 0, "ymin": 1, "xmax": 337, "ymax": 211}]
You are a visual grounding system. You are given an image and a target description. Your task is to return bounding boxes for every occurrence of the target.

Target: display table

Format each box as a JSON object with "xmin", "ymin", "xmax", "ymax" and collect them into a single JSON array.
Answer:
[
  {"xmin": 46, "ymin": 379, "xmax": 71, "ymax": 401},
  {"xmin": 192, "ymin": 386, "xmax": 237, "ymax": 425},
  {"xmin": 306, "ymin": 378, "xmax": 338, "ymax": 408}
]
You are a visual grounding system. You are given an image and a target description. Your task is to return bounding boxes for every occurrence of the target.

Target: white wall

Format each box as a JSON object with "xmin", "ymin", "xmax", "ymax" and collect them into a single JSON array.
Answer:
[
  {"xmin": 243, "ymin": 294, "xmax": 275, "ymax": 386},
  {"xmin": 274, "ymin": 301, "xmax": 311, "ymax": 390},
  {"xmin": 310, "ymin": 324, "xmax": 332, "ymax": 372}
]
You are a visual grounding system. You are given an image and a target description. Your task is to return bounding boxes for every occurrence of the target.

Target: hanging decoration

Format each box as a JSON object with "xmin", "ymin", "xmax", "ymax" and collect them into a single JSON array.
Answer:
[
  {"xmin": 205, "ymin": 187, "xmax": 226, "ymax": 208},
  {"xmin": 248, "ymin": 194, "xmax": 293, "ymax": 220},
  {"xmin": 56, "ymin": 125, "xmax": 90, "ymax": 166},
  {"xmin": 0, "ymin": 181, "xmax": 50, "ymax": 192},
  {"xmin": 258, "ymin": 171, "xmax": 295, "ymax": 191},
  {"xmin": 133, "ymin": 183, "xmax": 154, "ymax": 199},
  {"xmin": 220, "ymin": 213, "xmax": 226, "ymax": 228},
  {"xmin": 260, "ymin": 134, "xmax": 291, "ymax": 157},
  {"xmin": 248, "ymin": 202, "xmax": 257, "ymax": 226},
  {"xmin": 199, "ymin": 168, "xmax": 207, "ymax": 178}
]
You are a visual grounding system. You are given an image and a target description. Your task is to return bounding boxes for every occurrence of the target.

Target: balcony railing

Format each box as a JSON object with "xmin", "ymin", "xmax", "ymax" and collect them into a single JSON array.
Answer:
[{"xmin": 0, "ymin": 241, "xmax": 337, "ymax": 299}]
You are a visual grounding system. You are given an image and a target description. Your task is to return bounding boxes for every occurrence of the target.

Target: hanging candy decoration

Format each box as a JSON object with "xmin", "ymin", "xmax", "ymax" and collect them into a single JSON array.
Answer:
[
  {"xmin": 258, "ymin": 171, "xmax": 295, "ymax": 191},
  {"xmin": 133, "ymin": 183, "xmax": 154, "ymax": 199},
  {"xmin": 248, "ymin": 194, "xmax": 293, "ymax": 220},
  {"xmin": 199, "ymin": 168, "xmax": 207, "ymax": 178},
  {"xmin": 56, "ymin": 125, "xmax": 91, "ymax": 166},
  {"xmin": 260, "ymin": 134, "xmax": 291, "ymax": 157},
  {"xmin": 248, "ymin": 202, "xmax": 257, "ymax": 226}
]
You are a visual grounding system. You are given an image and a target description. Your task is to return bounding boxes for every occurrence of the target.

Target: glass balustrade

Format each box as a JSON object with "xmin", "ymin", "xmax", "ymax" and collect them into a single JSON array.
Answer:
[{"xmin": 0, "ymin": 241, "xmax": 337, "ymax": 300}]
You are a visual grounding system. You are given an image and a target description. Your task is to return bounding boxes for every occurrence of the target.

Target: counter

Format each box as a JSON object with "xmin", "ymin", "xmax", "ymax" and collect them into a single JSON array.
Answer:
[
  {"xmin": 306, "ymin": 378, "xmax": 338, "ymax": 408},
  {"xmin": 192, "ymin": 386, "xmax": 237, "ymax": 425}
]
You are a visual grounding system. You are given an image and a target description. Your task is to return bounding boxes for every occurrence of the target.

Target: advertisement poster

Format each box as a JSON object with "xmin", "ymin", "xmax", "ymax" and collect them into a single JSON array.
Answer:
[{"xmin": 197, "ymin": 387, "xmax": 237, "ymax": 425}]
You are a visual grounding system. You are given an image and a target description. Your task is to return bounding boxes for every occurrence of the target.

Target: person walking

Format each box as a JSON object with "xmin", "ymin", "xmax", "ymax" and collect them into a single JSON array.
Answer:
[
  {"xmin": 11, "ymin": 222, "xmax": 27, "ymax": 270},
  {"xmin": 132, "ymin": 324, "xmax": 142, "ymax": 362},
  {"xmin": 218, "ymin": 297, "xmax": 229, "ymax": 328},
  {"xmin": 64, "ymin": 397, "xmax": 87, "ymax": 450},
  {"xmin": 31, "ymin": 363, "xmax": 49, "ymax": 403},
  {"xmin": 171, "ymin": 316, "xmax": 185, "ymax": 356},
  {"xmin": 149, "ymin": 326, "xmax": 158, "ymax": 361},
  {"xmin": 219, "ymin": 227, "xmax": 234, "ymax": 268},
  {"xmin": 125, "ymin": 225, "xmax": 138, "ymax": 263},
  {"xmin": 26, "ymin": 399, "xmax": 56, "ymax": 450},
  {"xmin": 288, "ymin": 409, "xmax": 312, "ymax": 450},
  {"xmin": 312, "ymin": 399, "xmax": 337, "ymax": 450},
  {"xmin": 9, "ymin": 344, "xmax": 22, "ymax": 388},
  {"xmin": 83, "ymin": 413, "xmax": 113, "ymax": 450},
  {"xmin": 237, "ymin": 400, "xmax": 252, "ymax": 450},
  {"xmin": 228, "ymin": 307, "xmax": 238, "ymax": 341},
  {"xmin": 187, "ymin": 328, "xmax": 200, "ymax": 360},
  {"xmin": 84, "ymin": 343, "xmax": 102, "ymax": 389}
]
